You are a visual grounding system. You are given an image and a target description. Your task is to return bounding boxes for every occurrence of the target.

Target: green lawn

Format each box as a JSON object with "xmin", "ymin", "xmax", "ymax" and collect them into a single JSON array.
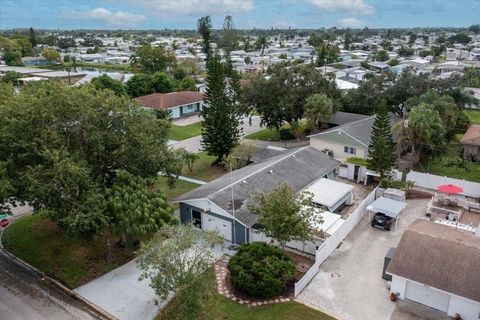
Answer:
[
  {"xmin": 466, "ymin": 109, "xmax": 480, "ymax": 125},
  {"xmin": 420, "ymin": 134, "xmax": 480, "ymax": 182},
  {"xmin": 2, "ymin": 214, "xmax": 134, "ymax": 288},
  {"xmin": 245, "ymin": 128, "xmax": 281, "ymax": 141},
  {"xmin": 169, "ymin": 122, "xmax": 203, "ymax": 141},
  {"xmin": 181, "ymin": 152, "xmax": 226, "ymax": 182},
  {"xmin": 2, "ymin": 179, "xmax": 200, "ymax": 288},
  {"xmin": 158, "ymin": 268, "xmax": 335, "ymax": 320}
]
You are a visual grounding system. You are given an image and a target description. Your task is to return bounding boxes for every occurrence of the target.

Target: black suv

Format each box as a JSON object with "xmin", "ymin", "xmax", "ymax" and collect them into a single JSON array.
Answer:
[{"xmin": 371, "ymin": 212, "xmax": 394, "ymax": 231}]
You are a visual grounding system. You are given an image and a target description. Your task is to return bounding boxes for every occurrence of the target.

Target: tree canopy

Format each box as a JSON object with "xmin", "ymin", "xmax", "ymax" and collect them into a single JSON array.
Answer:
[
  {"xmin": 130, "ymin": 44, "xmax": 176, "ymax": 73},
  {"xmin": 0, "ymin": 81, "xmax": 181, "ymax": 238}
]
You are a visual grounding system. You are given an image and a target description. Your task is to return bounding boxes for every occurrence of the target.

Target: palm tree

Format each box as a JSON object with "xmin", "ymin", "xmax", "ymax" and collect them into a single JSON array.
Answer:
[
  {"xmin": 305, "ymin": 94, "xmax": 335, "ymax": 129},
  {"xmin": 255, "ymin": 36, "xmax": 269, "ymax": 56}
]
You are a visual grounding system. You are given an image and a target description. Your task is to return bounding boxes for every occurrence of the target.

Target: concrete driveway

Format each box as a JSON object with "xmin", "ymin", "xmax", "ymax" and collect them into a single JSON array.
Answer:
[
  {"xmin": 297, "ymin": 198, "xmax": 437, "ymax": 320},
  {"xmin": 74, "ymin": 259, "xmax": 164, "ymax": 320}
]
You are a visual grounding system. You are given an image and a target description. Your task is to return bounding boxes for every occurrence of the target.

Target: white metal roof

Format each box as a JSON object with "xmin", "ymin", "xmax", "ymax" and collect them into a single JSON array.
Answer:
[
  {"xmin": 367, "ymin": 196, "xmax": 406, "ymax": 218},
  {"xmin": 304, "ymin": 206, "xmax": 345, "ymax": 235},
  {"xmin": 305, "ymin": 178, "xmax": 354, "ymax": 208}
]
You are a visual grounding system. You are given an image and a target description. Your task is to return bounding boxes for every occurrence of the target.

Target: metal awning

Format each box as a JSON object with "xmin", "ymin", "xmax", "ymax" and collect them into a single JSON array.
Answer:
[{"xmin": 367, "ymin": 197, "xmax": 406, "ymax": 218}]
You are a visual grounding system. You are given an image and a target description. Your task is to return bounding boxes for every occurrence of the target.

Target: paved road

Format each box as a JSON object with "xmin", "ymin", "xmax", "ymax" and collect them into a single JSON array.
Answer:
[
  {"xmin": 0, "ymin": 252, "xmax": 98, "ymax": 320},
  {"xmin": 172, "ymin": 115, "xmax": 263, "ymax": 153}
]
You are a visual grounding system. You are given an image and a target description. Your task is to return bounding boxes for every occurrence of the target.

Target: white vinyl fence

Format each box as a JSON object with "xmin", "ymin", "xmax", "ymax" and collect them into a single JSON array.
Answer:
[
  {"xmin": 250, "ymin": 229, "xmax": 323, "ymax": 256},
  {"xmin": 294, "ymin": 188, "xmax": 377, "ymax": 297},
  {"xmin": 404, "ymin": 171, "xmax": 480, "ymax": 198}
]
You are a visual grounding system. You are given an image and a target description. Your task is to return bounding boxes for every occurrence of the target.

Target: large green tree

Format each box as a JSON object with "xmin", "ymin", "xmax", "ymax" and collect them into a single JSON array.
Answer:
[
  {"xmin": 244, "ymin": 63, "xmax": 341, "ymax": 129},
  {"xmin": 91, "ymin": 74, "xmax": 127, "ymax": 96},
  {"xmin": 108, "ymin": 170, "xmax": 174, "ymax": 247},
  {"xmin": 367, "ymin": 101, "xmax": 396, "ymax": 179},
  {"xmin": 249, "ymin": 184, "xmax": 322, "ymax": 248},
  {"xmin": 138, "ymin": 224, "xmax": 223, "ymax": 320},
  {"xmin": 0, "ymin": 81, "xmax": 181, "ymax": 238},
  {"xmin": 130, "ymin": 44, "xmax": 176, "ymax": 73},
  {"xmin": 305, "ymin": 93, "xmax": 336, "ymax": 129},
  {"xmin": 197, "ymin": 16, "xmax": 213, "ymax": 62},
  {"xmin": 201, "ymin": 54, "xmax": 242, "ymax": 163}
]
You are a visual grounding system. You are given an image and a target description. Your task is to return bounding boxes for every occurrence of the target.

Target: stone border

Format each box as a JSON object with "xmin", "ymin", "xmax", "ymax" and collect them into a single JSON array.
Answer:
[
  {"xmin": 0, "ymin": 214, "xmax": 118, "ymax": 320},
  {"xmin": 214, "ymin": 263, "xmax": 291, "ymax": 307}
]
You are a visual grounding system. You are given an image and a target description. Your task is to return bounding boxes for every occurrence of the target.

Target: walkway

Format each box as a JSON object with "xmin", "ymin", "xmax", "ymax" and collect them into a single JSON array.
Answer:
[
  {"xmin": 177, "ymin": 175, "xmax": 206, "ymax": 185},
  {"xmin": 74, "ymin": 259, "xmax": 165, "ymax": 320},
  {"xmin": 172, "ymin": 116, "xmax": 263, "ymax": 153}
]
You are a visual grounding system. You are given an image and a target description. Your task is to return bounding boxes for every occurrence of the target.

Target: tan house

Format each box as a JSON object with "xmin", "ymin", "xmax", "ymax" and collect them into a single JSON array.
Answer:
[{"xmin": 461, "ymin": 125, "xmax": 480, "ymax": 161}]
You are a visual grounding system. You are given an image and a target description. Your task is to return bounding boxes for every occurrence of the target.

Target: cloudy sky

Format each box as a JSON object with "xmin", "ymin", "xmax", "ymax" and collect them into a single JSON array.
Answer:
[{"xmin": 1, "ymin": 0, "xmax": 479, "ymax": 30}]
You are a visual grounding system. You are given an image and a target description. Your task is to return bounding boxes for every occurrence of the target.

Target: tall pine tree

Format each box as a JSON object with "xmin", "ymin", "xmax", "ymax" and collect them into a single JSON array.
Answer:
[
  {"xmin": 201, "ymin": 54, "xmax": 241, "ymax": 164},
  {"xmin": 367, "ymin": 100, "xmax": 396, "ymax": 179}
]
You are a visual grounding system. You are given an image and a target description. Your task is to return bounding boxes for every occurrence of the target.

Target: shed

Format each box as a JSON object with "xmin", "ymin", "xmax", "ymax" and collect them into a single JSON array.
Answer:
[
  {"xmin": 383, "ymin": 188, "xmax": 406, "ymax": 202},
  {"xmin": 305, "ymin": 178, "xmax": 354, "ymax": 212}
]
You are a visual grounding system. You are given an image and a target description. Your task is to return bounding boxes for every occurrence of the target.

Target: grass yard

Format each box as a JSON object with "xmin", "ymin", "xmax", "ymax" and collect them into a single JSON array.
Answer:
[
  {"xmin": 420, "ymin": 134, "xmax": 480, "ymax": 182},
  {"xmin": 158, "ymin": 268, "xmax": 334, "ymax": 320},
  {"xmin": 181, "ymin": 151, "xmax": 226, "ymax": 182},
  {"xmin": 2, "ymin": 214, "xmax": 134, "ymax": 288},
  {"xmin": 169, "ymin": 122, "xmax": 203, "ymax": 141},
  {"xmin": 2, "ymin": 179, "xmax": 200, "ymax": 289},
  {"xmin": 153, "ymin": 176, "xmax": 200, "ymax": 200},
  {"xmin": 245, "ymin": 127, "xmax": 281, "ymax": 141},
  {"xmin": 466, "ymin": 109, "xmax": 480, "ymax": 125}
]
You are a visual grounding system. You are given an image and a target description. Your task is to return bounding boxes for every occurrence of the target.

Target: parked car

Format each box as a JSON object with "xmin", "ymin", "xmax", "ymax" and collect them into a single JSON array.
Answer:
[
  {"xmin": 0, "ymin": 212, "xmax": 13, "ymax": 228},
  {"xmin": 371, "ymin": 212, "xmax": 394, "ymax": 231}
]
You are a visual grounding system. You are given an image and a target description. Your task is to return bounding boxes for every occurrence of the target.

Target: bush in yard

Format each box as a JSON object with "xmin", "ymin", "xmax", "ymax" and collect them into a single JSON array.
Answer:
[{"xmin": 228, "ymin": 242, "xmax": 295, "ymax": 298}]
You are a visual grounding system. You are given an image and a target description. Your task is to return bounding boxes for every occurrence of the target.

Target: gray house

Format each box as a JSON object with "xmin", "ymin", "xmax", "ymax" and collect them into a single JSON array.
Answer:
[{"xmin": 173, "ymin": 147, "xmax": 340, "ymax": 245}]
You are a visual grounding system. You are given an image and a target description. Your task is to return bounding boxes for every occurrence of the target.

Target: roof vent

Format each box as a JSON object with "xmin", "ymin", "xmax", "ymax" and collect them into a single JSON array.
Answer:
[
  {"xmin": 292, "ymin": 154, "xmax": 296, "ymax": 158},
  {"xmin": 242, "ymin": 180, "xmax": 247, "ymax": 183},
  {"xmin": 269, "ymin": 170, "xmax": 273, "ymax": 174}
]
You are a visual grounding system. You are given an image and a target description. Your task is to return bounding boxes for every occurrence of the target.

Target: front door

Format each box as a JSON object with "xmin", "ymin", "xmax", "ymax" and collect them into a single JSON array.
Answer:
[
  {"xmin": 192, "ymin": 210, "xmax": 202, "ymax": 228},
  {"xmin": 179, "ymin": 106, "xmax": 183, "ymax": 116}
]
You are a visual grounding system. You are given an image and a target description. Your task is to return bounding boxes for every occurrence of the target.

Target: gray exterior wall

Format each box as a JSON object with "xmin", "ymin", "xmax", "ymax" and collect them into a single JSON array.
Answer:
[{"xmin": 179, "ymin": 202, "xmax": 247, "ymax": 244}]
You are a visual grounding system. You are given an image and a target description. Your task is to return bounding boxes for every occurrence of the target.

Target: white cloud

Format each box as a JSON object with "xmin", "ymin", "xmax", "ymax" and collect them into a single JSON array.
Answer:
[
  {"xmin": 65, "ymin": 8, "xmax": 146, "ymax": 27},
  {"xmin": 130, "ymin": 0, "xmax": 254, "ymax": 16},
  {"xmin": 309, "ymin": 0, "xmax": 374, "ymax": 15},
  {"xmin": 336, "ymin": 17, "xmax": 366, "ymax": 28}
]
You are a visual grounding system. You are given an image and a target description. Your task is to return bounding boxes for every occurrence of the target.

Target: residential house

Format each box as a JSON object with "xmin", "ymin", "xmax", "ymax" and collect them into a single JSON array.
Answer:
[
  {"xmin": 173, "ymin": 147, "xmax": 342, "ymax": 248},
  {"xmin": 387, "ymin": 220, "xmax": 480, "ymax": 320},
  {"xmin": 21, "ymin": 56, "xmax": 56, "ymax": 66},
  {"xmin": 136, "ymin": 91, "xmax": 204, "ymax": 119},
  {"xmin": 461, "ymin": 125, "xmax": 480, "ymax": 160},
  {"xmin": 309, "ymin": 113, "xmax": 400, "ymax": 183}
]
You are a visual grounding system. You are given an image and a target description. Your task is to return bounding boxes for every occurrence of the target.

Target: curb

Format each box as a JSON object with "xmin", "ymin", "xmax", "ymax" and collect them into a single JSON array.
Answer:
[{"xmin": 0, "ymin": 214, "xmax": 118, "ymax": 320}]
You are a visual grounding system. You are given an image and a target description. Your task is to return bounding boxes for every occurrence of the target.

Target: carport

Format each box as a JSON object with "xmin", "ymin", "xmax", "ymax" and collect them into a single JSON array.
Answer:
[{"xmin": 367, "ymin": 197, "xmax": 406, "ymax": 230}]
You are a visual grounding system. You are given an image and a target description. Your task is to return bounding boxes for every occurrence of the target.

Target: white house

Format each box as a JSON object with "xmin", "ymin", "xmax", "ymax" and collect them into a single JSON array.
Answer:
[
  {"xmin": 136, "ymin": 91, "xmax": 204, "ymax": 119},
  {"xmin": 387, "ymin": 220, "xmax": 480, "ymax": 320}
]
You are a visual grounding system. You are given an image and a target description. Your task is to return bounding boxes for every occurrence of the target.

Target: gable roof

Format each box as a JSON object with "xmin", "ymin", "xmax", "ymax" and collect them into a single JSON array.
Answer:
[
  {"xmin": 174, "ymin": 147, "xmax": 340, "ymax": 227},
  {"xmin": 309, "ymin": 113, "xmax": 400, "ymax": 147},
  {"xmin": 136, "ymin": 91, "xmax": 204, "ymax": 110},
  {"xmin": 461, "ymin": 125, "xmax": 480, "ymax": 146},
  {"xmin": 327, "ymin": 111, "xmax": 370, "ymax": 126},
  {"xmin": 387, "ymin": 220, "xmax": 480, "ymax": 302}
]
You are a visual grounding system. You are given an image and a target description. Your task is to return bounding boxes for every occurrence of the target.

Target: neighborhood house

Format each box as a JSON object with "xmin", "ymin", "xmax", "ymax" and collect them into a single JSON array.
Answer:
[
  {"xmin": 173, "ymin": 147, "xmax": 354, "ymax": 254},
  {"xmin": 387, "ymin": 220, "xmax": 480, "ymax": 320},
  {"xmin": 136, "ymin": 91, "xmax": 204, "ymax": 119}
]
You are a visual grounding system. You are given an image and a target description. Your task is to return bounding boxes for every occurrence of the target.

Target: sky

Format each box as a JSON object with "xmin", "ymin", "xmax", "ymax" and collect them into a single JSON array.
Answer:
[{"xmin": 0, "ymin": 0, "xmax": 479, "ymax": 30}]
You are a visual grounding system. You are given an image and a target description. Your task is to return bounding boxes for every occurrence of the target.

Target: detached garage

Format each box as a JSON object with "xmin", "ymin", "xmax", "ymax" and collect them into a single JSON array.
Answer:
[{"xmin": 387, "ymin": 220, "xmax": 480, "ymax": 320}]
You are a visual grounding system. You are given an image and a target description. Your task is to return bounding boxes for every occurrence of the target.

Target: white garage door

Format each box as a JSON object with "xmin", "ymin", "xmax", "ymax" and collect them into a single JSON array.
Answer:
[
  {"xmin": 405, "ymin": 281, "xmax": 450, "ymax": 312},
  {"xmin": 202, "ymin": 213, "xmax": 232, "ymax": 242}
]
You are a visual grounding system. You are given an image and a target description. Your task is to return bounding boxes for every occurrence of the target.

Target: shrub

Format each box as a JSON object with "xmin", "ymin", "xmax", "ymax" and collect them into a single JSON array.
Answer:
[
  {"xmin": 441, "ymin": 157, "xmax": 468, "ymax": 169},
  {"xmin": 379, "ymin": 178, "xmax": 415, "ymax": 190},
  {"xmin": 228, "ymin": 242, "xmax": 295, "ymax": 298}
]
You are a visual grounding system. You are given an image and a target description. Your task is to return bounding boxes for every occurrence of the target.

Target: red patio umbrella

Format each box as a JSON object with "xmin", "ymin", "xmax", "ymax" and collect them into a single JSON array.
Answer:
[{"xmin": 437, "ymin": 184, "xmax": 463, "ymax": 194}]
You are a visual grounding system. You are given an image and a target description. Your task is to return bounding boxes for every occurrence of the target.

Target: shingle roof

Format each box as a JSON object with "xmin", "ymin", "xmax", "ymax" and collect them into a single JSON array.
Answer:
[
  {"xmin": 461, "ymin": 125, "xmax": 480, "ymax": 146},
  {"xmin": 174, "ymin": 147, "xmax": 340, "ymax": 227},
  {"xmin": 136, "ymin": 91, "xmax": 204, "ymax": 110},
  {"xmin": 387, "ymin": 220, "xmax": 480, "ymax": 302},
  {"xmin": 327, "ymin": 111, "xmax": 370, "ymax": 126},
  {"xmin": 310, "ymin": 113, "xmax": 400, "ymax": 146}
]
